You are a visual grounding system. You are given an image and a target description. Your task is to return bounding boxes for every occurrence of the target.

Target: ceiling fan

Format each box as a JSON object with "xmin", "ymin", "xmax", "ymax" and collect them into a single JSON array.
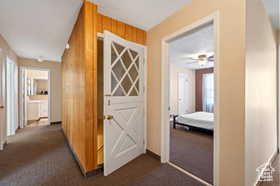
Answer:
[{"xmin": 186, "ymin": 54, "xmax": 214, "ymax": 66}]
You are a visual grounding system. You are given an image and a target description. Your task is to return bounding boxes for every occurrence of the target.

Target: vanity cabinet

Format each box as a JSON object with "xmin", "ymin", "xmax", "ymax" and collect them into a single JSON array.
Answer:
[
  {"xmin": 39, "ymin": 101, "xmax": 48, "ymax": 117},
  {"xmin": 27, "ymin": 100, "xmax": 48, "ymax": 120},
  {"xmin": 27, "ymin": 101, "xmax": 40, "ymax": 120}
]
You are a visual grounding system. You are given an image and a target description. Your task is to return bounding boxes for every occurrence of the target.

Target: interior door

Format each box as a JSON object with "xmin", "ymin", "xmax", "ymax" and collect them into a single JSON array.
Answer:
[
  {"xmin": 0, "ymin": 49, "xmax": 6, "ymax": 150},
  {"xmin": 178, "ymin": 72, "xmax": 189, "ymax": 115},
  {"xmin": 103, "ymin": 31, "xmax": 145, "ymax": 176}
]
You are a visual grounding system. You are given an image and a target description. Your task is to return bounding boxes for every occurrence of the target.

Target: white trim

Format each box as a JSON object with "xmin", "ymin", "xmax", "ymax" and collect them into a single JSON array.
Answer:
[
  {"xmin": 19, "ymin": 66, "xmax": 52, "ymax": 125},
  {"xmin": 97, "ymin": 32, "xmax": 104, "ymax": 38},
  {"xmin": 253, "ymin": 151, "xmax": 278, "ymax": 186},
  {"xmin": 6, "ymin": 57, "xmax": 18, "ymax": 136},
  {"xmin": 144, "ymin": 45, "xmax": 148, "ymax": 152},
  {"xmin": 168, "ymin": 162, "xmax": 212, "ymax": 186},
  {"xmin": 161, "ymin": 12, "xmax": 220, "ymax": 186}
]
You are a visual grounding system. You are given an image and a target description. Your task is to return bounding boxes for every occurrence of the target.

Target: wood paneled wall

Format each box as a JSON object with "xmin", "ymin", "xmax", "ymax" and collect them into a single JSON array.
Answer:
[
  {"xmin": 61, "ymin": 1, "xmax": 146, "ymax": 173},
  {"xmin": 195, "ymin": 68, "xmax": 214, "ymax": 111},
  {"xmin": 61, "ymin": 2, "xmax": 97, "ymax": 173},
  {"xmin": 96, "ymin": 14, "xmax": 146, "ymax": 45}
]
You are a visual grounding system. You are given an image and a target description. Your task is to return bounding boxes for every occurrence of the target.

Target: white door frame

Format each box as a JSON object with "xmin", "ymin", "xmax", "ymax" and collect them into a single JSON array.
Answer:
[
  {"xmin": 6, "ymin": 57, "xmax": 18, "ymax": 136},
  {"xmin": 0, "ymin": 49, "xmax": 6, "ymax": 150},
  {"xmin": 161, "ymin": 12, "xmax": 220, "ymax": 185},
  {"xmin": 19, "ymin": 66, "xmax": 52, "ymax": 126}
]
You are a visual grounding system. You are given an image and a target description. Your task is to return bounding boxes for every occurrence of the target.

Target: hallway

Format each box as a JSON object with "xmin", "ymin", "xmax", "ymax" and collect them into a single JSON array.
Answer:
[{"xmin": 0, "ymin": 125, "xmax": 203, "ymax": 186}]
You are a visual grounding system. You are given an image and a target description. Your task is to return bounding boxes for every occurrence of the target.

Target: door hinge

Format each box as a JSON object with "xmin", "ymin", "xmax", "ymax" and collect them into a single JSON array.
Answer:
[{"xmin": 143, "ymin": 140, "xmax": 145, "ymax": 145}]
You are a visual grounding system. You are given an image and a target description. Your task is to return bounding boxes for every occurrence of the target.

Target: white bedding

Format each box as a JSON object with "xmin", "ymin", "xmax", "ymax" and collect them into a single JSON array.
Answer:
[{"xmin": 176, "ymin": 112, "xmax": 214, "ymax": 130}]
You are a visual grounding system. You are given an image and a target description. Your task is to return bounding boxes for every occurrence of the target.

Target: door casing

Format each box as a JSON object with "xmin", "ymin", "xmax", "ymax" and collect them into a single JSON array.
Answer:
[{"xmin": 161, "ymin": 12, "xmax": 219, "ymax": 186}]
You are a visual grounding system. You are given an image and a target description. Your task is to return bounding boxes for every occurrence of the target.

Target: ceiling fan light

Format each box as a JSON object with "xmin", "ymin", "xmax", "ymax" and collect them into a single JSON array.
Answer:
[{"xmin": 198, "ymin": 59, "xmax": 207, "ymax": 66}]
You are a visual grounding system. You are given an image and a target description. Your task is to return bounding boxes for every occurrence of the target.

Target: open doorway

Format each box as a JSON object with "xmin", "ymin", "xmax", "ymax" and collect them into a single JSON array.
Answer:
[
  {"xmin": 96, "ymin": 31, "xmax": 147, "ymax": 176},
  {"xmin": 169, "ymin": 22, "xmax": 214, "ymax": 184},
  {"xmin": 161, "ymin": 13, "xmax": 218, "ymax": 186},
  {"xmin": 19, "ymin": 68, "xmax": 50, "ymax": 128}
]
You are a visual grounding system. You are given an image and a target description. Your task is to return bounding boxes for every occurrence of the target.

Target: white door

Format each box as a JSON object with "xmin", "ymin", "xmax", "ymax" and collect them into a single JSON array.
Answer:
[
  {"xmin": 103, "ymin": 31, "xmax": 145, "ymax": 176},
  {"xmin": 0, "ymin": 49, "xmax": 6, "ymax": 150},
  {"xmin": 178, "ymin": 72, "xmax": 189, "ymax": 115}
]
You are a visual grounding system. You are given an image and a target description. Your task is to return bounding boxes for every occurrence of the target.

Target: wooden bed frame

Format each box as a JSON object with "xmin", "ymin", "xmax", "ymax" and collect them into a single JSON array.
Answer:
[{"xmin": 172, "ymin": 115, "xmax": 213, "ymax": 134}]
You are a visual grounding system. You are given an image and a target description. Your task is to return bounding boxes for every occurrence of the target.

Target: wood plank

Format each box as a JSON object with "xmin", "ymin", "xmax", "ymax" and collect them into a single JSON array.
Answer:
[
  {"xmin": 61, "ymin": 1, "xmax": 147, "ymax": 174},
  {"xmin": 97, "ymin": 13, "xmax": 147, "ymax": 45}
]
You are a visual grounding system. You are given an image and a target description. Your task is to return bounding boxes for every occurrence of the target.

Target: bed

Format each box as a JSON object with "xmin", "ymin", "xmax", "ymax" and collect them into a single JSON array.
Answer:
[{"xmin": 173, "ymin": 112, "xmax": 214, "ymax": 131}]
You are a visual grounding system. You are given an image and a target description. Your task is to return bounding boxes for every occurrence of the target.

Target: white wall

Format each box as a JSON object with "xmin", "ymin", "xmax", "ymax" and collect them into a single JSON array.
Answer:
[
  {"xmin": 169, "ymin": 63, "xmax": 195, "ymax": 115},
  {"xmin": 245, "ymin": 0, "xmax": 278, "ymax": 185},
  {"xmin": 18, "ymin": 58, "xmax": 62, "ymax": 123}
]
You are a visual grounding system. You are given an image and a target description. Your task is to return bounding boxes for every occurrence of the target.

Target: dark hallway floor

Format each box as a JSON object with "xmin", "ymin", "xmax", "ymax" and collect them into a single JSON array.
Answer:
[
  {"xmin": 0, "ymin": 125, "xmax": 204, "ymax": 186},
  {"xmin": 170, "ymin": 125, "xmax": 213, "ymax": 184},
  {"xmin": 257, "ymin": 154, "xmax": 280, "ymax": 186}
]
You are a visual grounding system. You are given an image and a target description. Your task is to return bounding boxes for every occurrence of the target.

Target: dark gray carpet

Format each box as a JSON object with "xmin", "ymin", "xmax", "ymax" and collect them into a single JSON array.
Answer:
[
  {"xmin": 170, "ymin": 125, "xmax": 213, "ymax": 184},
  {"xmin": 257, "ymin": 154, "xmax": 280, "ymax": 186},
  {"xmin": 0, "ymin": 125, "xmax": 204, "ymax": 186}
]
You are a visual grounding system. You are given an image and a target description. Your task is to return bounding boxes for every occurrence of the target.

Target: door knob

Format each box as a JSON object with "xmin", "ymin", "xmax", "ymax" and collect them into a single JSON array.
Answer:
[
  {"xmin": 0, "ymin": 105, "xmax": 4, "ymax": 109},
  {"xmin": 104, "ymin": 115, "xmax": 113, "ymax": 120}
]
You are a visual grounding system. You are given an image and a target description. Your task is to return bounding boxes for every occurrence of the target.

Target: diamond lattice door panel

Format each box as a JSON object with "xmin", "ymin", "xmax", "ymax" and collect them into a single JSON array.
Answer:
[
  {"xmin": 111, "ymin": 42, "xmax": 140, "ymax": 97},
  {"xmin": 104, "ymin": 31, "xmax": 145, "ymax": 176}
]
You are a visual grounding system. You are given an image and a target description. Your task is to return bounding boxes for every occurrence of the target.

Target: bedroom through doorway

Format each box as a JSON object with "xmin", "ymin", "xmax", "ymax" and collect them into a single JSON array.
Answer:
[{"xmin": 168, "ymin": 22, "xmax": 215, "ymax": 184}]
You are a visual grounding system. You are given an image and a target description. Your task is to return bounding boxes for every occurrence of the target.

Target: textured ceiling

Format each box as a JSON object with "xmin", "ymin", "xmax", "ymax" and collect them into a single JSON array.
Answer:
[
  {"xmin": 90, "ymin": 0, "xmax": 192, "ymax": 31},
  {"xmin": 0, "ymin": 0, "xmax": 82, "ymax": 62},
  {"xmin": 169, "ymin": 23, "xmax": 214, "ymax": 70},
  {"xmin": 0, "ymin": 0, "xmax": 276, "ymax": 63}
]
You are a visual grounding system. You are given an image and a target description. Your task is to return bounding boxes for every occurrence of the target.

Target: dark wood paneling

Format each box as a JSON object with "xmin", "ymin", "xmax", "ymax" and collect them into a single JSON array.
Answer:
[{"xmin": 195, "ymin": 68, "xmax": 214, "ymax": 111}]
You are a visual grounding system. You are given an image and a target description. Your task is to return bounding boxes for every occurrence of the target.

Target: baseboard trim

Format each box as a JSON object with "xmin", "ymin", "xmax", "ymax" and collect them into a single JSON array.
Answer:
[
  {"xmin": 254, "ymin": 150, "xmax": 278, "ymax": 186},
  {"xmin": 0, "ymin": 141, "xmax": 7, "ymax": 151},
  {"xmin": 146, "ymin": 149, "xmax": 161, "ymax": 160},
  {"xmin": 61, "ymin": 129, "xmax": 102, "ymax": 177},
  {"xmin": 51, "ymin": 121, "xmax": 62, "ymax": 125}
]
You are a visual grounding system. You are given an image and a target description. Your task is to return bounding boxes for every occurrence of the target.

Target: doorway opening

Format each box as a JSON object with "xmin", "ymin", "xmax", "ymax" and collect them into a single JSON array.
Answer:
[
  {"xmin": 161, "ymin": 13, "xmax": 219, "ymax": 186},
  {"xmin": 96, "ymin": 31, "xmax": 147, "ymax": 176},
  {"xmin": 19, "ymin": 68, "xmax": 51, "ymax": 129}
]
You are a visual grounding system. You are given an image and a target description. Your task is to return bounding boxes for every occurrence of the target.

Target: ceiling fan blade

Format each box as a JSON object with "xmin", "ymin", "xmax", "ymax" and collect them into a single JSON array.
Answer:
[
  {"xmin": 185, "ymin": 61, "xmax": 198, "ymax": 65},
  {"xmin": 208, "ymin": 55, "xmax": 215, "ymax": 62}
]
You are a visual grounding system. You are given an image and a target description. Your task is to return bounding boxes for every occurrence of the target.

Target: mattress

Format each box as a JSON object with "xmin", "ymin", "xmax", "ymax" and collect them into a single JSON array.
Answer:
[{"xmin": 176, "ymin": 112, "xmax": 214, "ymax": 130}]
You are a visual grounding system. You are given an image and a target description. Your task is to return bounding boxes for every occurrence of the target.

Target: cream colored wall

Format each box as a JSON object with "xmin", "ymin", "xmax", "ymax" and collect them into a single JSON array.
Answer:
[
  {"xmin": 0, "ymin": 34, "xmax": 18, "ymax": 63},
  {"xmin": 18, "ymin": 58, "xmax": 62, "ymax": 122},
  {"xmin": 27, "ymin": 69, "xmax": 48, "ymax": 78},
  {"xmin": 35, "ymin": 80, "xmax": 48, "ymax": 94},
  {"xmin": 147, "ymin": 0, "xmax": 246, "ymax": 185},
  {"xmin": 169, "ymin": 64, "xmax": 195, "ymax": 115},
  {"xmin": 245, "ymin": 0, "xmax": 278, "ymax": 185}
]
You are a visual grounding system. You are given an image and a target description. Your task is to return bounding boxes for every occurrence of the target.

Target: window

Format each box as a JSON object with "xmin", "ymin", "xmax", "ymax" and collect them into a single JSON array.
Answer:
[{"xmin": 203, "ymin": 73, "xmax": 214, "ymax": 112}]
